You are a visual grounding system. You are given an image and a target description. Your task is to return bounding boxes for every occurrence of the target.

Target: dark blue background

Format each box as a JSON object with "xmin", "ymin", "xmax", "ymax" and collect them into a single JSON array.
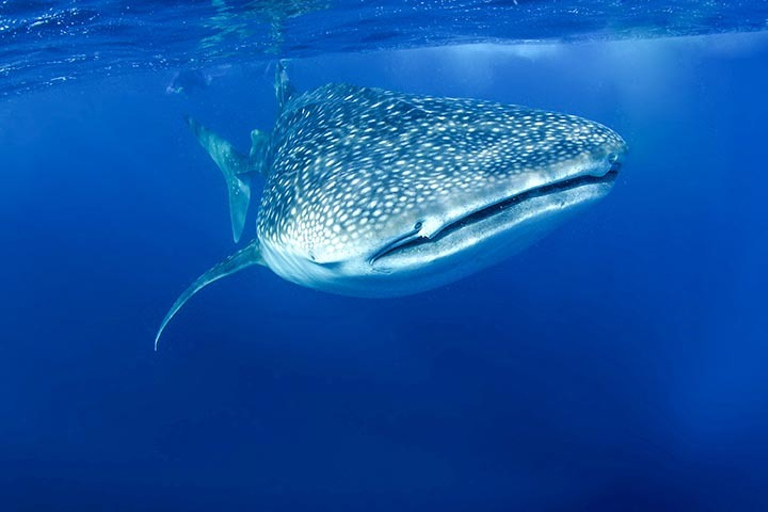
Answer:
[{"xmin": 1, "ymin": 34, "xmax": 767, "ymax": 510}]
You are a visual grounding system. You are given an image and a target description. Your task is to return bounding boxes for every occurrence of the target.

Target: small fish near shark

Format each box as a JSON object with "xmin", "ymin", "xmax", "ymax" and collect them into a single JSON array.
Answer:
[{"xmin": 155, "ymin": 62, "xmax": 627, "ymax": 348}]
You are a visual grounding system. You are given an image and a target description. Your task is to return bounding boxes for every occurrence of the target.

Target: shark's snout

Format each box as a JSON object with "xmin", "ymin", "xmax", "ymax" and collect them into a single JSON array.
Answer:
[{"xmin": 357, "ymin": 121, "xmax": 628, "ymax": 292}]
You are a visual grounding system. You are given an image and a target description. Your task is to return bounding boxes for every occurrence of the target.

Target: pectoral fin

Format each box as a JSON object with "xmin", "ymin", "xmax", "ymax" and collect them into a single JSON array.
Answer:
[{"xmin": 155, "ymin": 239, "xmax": 265, "ymax": 350}]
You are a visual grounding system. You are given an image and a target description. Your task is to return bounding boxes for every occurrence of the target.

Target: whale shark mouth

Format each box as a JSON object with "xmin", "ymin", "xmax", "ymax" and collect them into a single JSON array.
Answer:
[{"xmin": 371, "ymin": 166, "xmax": 620, "ymax": 264}]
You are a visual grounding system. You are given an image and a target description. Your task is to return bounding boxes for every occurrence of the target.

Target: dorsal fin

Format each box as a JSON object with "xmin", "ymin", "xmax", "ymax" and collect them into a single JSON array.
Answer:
[{"xmin": 275, "ymin": 60, "xmax": 296, "ymax": 112}]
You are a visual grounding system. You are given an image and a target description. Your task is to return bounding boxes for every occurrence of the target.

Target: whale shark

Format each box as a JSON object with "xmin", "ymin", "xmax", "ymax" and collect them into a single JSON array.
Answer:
[{"xmin": 155, "ymin": 63, "xmax": 627, "ymax": 348}]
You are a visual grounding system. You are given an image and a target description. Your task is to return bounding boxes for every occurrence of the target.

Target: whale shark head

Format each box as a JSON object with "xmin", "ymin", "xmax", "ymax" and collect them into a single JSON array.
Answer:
[
  {"xmin": 155, "ymin": 63, "xmax": 627, "ymax": 348},
  {"xmin": 257, "ymin": 83, "xmax": 627, "ymax": 296}
]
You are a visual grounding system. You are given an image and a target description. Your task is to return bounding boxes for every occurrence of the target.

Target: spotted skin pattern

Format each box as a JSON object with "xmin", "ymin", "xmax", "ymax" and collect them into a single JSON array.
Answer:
[{"xmin": 259, "ymin": 83, "xmax": 625, "ymax": 265}]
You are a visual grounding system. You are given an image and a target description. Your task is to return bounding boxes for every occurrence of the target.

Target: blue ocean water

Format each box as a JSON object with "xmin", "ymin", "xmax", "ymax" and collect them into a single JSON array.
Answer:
[{"xmin": 2, "ymin": 1, "xmax": 768, "ymax": 510}]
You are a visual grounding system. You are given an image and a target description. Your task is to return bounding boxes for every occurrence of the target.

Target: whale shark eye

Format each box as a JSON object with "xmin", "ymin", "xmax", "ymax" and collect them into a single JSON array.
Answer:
[{"xmin": 413, "ymin": 221, "xmax": 423, "ymax": 231}]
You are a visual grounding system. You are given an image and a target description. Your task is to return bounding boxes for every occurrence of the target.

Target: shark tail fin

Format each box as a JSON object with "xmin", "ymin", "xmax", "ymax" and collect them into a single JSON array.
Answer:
[
  {"xmin": 155, "ymin": 239, "xmax": 265, "ymax": 350},
  {"xmin": 185, "ymin": 115, "xmax": 252, "ymax": 243}
]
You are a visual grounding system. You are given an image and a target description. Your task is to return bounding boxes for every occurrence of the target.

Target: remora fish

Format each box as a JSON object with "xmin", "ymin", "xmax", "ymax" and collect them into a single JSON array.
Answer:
[{"xmin": 155, "ymin": 63, "xmax": 627, "ymax": 347}]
